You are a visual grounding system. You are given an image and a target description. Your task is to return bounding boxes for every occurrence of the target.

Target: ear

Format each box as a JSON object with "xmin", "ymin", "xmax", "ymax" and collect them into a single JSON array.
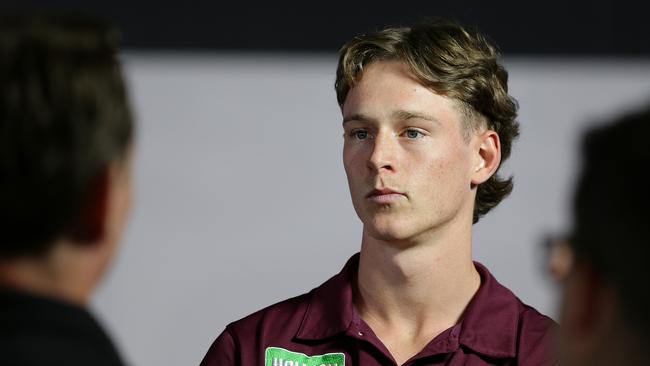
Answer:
[
  {"xmin": 471, "ymin": 130, "xmax": 501, "ymax": 185},
  {"xmin": 68, "ymin": 168, "xmax": 111, "ymax": 244}
]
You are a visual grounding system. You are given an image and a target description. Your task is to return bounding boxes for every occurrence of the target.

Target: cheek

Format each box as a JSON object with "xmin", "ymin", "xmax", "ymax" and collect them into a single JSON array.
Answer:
[
  {"xmin": 343, "ymin": 145, "xmax": 367, "ymax": 179},
  {"xmin": 342, "ymin": 153, "xmax": 356, "ymax": 183},
  {"xmin": 415, "ymin": 147, "xmax": 473, "ymax": 208},
  {"xmin": 443, "ymin": 145, "xmax": 474, "ymax": 183},
  {"xmin": 421, "ymin": 146, "xmax": 469, "ymax": 184}
]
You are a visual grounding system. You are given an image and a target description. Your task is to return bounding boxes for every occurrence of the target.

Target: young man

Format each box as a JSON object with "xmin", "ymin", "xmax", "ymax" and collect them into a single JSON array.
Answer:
[
  {"xmin": 555, "ymin": 104, "xmax": 650, "ymax": 366},
  {"xmin": 0, "ymin": 15, "xmax": 134, "ymax": 365},
  {"xmin": 201, "ymin": 18, "xmax": 554, "ymax": 366}
]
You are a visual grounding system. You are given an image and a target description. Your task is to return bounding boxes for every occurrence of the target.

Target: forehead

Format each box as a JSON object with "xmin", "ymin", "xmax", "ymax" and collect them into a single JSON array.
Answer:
[{"xmin": 341, "ymin": 60, "xmax": 463, "ymax": 125}]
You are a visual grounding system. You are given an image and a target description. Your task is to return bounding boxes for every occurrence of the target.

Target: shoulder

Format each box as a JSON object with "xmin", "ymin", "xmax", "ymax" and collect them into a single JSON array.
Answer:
[
  {"xmin": 0, "ymin": 290, "xmax": 125, "ymax": 366},
  {"xmin": 469, "ymin": 263, "xmax": 557, "ymax": 364},
  {"xmin": 473, "ymin": 262, "xmax": 557, "ymax": 337},
  {"xmin": 226, "ymin": 291, "xmax": 313, "ymax": 339},
  {"xmin": 518, "ymin": 302, "xmax": 557, "ymax": 337},
  {"xmin": 201, "ymin": 254, "xmax": 359, "ymax": 366},
  {"xmin": 515, "ymin": 300, "xmax": 558, "ymax": 365},
  {"xmin": 200, "ymin": 291, "xmax": 314, "ymax": 366},
  {"xmin": 496, "ymin": 284, "xmax": 558, "ymax": 365},
  {"xmin": 0, "ymin": 326, "xmax": 125, "ymax": 366}
]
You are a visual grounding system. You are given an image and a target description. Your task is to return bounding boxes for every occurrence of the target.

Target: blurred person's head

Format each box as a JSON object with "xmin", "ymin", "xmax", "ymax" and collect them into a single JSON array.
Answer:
[
  {"xmin": 0, "ymin": 14, "xmax": 134, "ymax": 305},
  {"xmin": 335, "ymin": 18, "xmax": 519, "ymax": 225},
  {"xmin": 558, "ymin": 104, "xmax": 650, "ymax": 365}
]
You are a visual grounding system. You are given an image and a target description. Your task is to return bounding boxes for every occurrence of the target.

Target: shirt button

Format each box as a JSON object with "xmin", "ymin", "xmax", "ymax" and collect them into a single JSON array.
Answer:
[{"xmin": 358, "ymin": 331, "xmax": 364, "ymax": 336}]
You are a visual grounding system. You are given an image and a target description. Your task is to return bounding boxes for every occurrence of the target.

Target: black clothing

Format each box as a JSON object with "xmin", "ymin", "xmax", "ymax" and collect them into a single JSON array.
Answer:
[{"xmin": 0, "ymin": 288, "xmax": 125, "ymax": 366}]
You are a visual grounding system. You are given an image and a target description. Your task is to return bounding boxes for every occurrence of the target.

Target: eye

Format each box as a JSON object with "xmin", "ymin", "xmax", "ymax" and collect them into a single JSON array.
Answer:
[
  {"xmin": 350, "ymin": 129, "xmax": 369, "ymax": 140},
  {"xmin": 404, "ymin": 129, "xmax": 424, "ymax": 139}
]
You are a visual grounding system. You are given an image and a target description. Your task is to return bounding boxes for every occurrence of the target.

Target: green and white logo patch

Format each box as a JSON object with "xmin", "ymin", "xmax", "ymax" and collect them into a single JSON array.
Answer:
[{"xmin": 265, "ymin": 347, "xmax": 345, "ymax": 366}]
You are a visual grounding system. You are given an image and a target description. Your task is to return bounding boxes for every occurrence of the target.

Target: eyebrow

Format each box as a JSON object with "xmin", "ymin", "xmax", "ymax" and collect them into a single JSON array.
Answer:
[
  {"xmin": 342, "ymin": 113, "xmax": 374, "ymax": 125},
  {"xmin": 342, "ymin": 110, "xmax": 440, "ymax": 125},
  {"xmin": 391, "ymin": 110, "xmax": 439, "ymax": 124}
]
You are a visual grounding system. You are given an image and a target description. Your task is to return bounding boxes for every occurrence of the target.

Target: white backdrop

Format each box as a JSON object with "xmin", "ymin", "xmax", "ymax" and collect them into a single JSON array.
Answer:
[{"xmin": 92, "ymin": 54, "xmax": 650, "ymax": 366}]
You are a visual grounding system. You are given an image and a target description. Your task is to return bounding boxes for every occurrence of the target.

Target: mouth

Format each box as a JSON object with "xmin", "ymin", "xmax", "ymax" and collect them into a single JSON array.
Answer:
[{"xmin": 365, "ymin": 188, "xmax": 406, "ymax": 204}]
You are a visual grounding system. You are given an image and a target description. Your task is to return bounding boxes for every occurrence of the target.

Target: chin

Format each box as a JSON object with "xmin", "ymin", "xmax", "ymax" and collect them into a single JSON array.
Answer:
[
  {"xmin": 364, "ymin": 211, "xmax": 451, "ymax": 245},
  {"xmin": 364, "ymin": 218, "xmax": 420, "ymax": 243}
]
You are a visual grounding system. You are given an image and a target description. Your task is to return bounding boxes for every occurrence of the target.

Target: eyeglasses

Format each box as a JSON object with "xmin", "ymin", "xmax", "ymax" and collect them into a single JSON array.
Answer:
[{"xmin": 541, "ymin": 234, "xmax": 575, "ymax": 283}]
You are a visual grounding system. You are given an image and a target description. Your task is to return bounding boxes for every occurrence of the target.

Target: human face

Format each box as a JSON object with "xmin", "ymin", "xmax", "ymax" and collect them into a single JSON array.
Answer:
[{"xmin": 342, "ymin": 61, "xmax": 483, "ymax": 243}]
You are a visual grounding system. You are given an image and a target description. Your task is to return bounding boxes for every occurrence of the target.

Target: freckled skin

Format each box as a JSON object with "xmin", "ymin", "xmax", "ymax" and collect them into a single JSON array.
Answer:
[{"xmin": 342, "ymin": 61, "xmax": 481, "ymax": 245}]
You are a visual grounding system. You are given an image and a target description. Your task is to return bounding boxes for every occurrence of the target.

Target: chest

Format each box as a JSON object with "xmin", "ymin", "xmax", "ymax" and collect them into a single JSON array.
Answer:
[{"xmin": 245, "ymin": 339, "xmax": 513, "ymax": 366}]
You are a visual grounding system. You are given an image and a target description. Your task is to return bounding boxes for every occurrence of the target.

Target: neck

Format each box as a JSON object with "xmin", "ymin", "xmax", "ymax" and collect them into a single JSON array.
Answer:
[
  {"xmin": 355, "ymin": 217, "xmax": 480, "ymax": 338},
  {"xmin": 0, "ymin": 241, "xmax": 101, "ymax": 306}
]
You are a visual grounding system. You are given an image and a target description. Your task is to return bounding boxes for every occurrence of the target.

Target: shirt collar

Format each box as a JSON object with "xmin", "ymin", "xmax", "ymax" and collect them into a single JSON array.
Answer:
[
  {"xmin": 457, "ymin": 262, "xmax": 520, "ymax": 358},
  {"xmin": 295, "ymin": 254, "xmax": 358, "ymax": 340},
  {"xmin": 295, "ymin": 254, "xmax": 521, "ymax": 359}
]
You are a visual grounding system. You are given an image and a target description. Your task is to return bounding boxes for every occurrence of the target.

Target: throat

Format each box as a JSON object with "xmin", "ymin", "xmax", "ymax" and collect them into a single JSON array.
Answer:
[{"xmin": 354, "ymin": 251, "xmax": 481, "ymax": 365}]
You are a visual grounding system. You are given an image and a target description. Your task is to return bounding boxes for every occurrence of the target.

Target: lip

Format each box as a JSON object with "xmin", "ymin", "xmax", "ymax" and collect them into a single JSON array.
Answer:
[{"xmin": 366, "ymin": 188, "xmax": 406, "ymax": 203}]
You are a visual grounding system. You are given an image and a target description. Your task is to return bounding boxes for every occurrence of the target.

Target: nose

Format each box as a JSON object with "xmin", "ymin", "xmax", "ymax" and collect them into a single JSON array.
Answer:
[{"xmin": 367, "ymin": 131, "xmax": 395, "ymax": 173}]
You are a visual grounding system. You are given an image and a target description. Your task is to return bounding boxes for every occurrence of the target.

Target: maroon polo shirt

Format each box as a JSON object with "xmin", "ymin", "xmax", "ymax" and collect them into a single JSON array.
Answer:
[{"xmin": 201, "ymin": 254, "xmax": 556, "ymax": 366}]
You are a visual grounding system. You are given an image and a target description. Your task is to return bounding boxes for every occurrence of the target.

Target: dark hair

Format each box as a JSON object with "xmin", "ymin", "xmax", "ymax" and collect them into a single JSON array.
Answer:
[
  {"xmin": 0, "ymin": 14, "xmax": 134, "ymax": 257},
  {"xmin": 572, "ymin": 103, "xmax": 650, "ymax": 339},
  {"xmin": 335, "ymin": 18, "xmax": 519, "ymax": 223}
]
